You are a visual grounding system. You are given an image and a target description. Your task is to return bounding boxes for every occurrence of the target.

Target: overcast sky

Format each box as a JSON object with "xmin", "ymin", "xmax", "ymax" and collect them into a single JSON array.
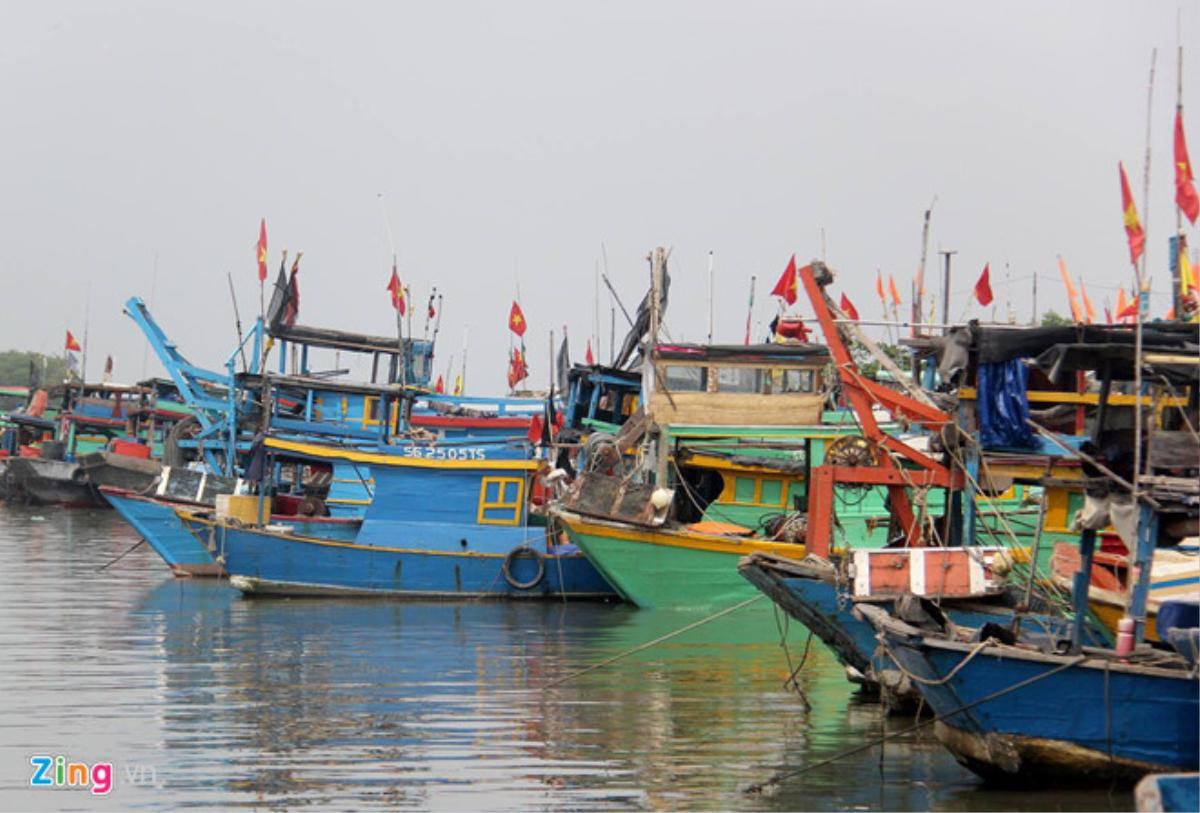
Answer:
[{"xmin": 1, "ymin": 1, "xmax": 1196, "ymax": 393}]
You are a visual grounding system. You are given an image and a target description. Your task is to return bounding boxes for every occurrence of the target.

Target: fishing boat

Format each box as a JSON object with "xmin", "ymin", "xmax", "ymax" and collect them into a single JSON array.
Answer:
[
  {"xmin": 552, "ymin": 257, "xmax": 1020, "ymax": 610},
  {"xmin": 853, "ymin": 268, "xmax": 1200, "ymax": 782},
  {"xmin": 181, "ymin": 436, "xmax": 616, "ymax": 599},
  {"xmin": 862, "ymin": 594, "xmax": 1198, "ymax": 783}
]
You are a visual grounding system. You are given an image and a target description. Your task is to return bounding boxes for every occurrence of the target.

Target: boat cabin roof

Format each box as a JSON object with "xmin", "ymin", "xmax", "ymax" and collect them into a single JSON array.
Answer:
[
  {"xmin": 654, "ymin": 342, "xmax": 830, "ymax": 367},
  {"xmin": 270, "ymin": 323, "xmax": 432, "ymax": 357}
]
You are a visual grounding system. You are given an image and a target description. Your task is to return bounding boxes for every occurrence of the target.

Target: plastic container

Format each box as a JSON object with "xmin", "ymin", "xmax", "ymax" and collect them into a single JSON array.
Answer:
[{"xmin": 1115, "ymin": 616, "xmax": 1136, "ymax": 657}]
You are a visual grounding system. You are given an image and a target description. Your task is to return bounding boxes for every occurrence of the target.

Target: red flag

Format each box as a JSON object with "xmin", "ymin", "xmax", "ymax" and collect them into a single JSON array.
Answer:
[
  {"xmin": 839, "ymin": 293, "xmax": 859, "ymax": 320},
  {"xmin": 1078, "ymin": 277, "xmax": 1095, "ymax": 324},
  {"xmin": 888, "ymin": 274, "xmax": 902, "ymax": 307},
  {"xmin": 508, "ymin": 301, "xmax": 527, "ymax": 336},
  {"xmin": 387, "ymin": 262, "xmax": 406, "ymax": 315},
  {"xmin": 974, "ymin": 263, "xmax": 994, "ymax": 306},
  {"xmin": 256, "ymin": 219, "xmax": 268, "ymax": 282},
  {"xmin": 1175, "ymin": 109, "xmax": 1200, "ymax": 224},
  {"xmin": 770, "ymin": 256, "xmax": 798, "ymax": 305},
  {"xmin": 585, "ymin": 338, "xmax": 595, "ymax": 365},
  {"xmin": 65, "ymin": 331, "xmax": 82, "ymax": 352},
  {"xmin": 435, "ymin": 375, "xmax": 445, "ymax": 393},
  {"xmin": 874, "ymin": 270, "xmax": 885, "ymax": 303},
  {"xmin": 1117, "ymin": 294, "xmax": 1139, "ymax": 321},
  {"xmin": 428, "ymin": 299, "xmax": 436, "ymax": 320},
  {"xmin": 507, "ymin": 348, "xmax": 528, "ymax": 388},
  {"xmin": 1119, "ymin": 162, "xmax": 1145, "ymax": 265},
  {"xmin": 1117, "ymin": 288, "xmax": 1130, "ymax": 322}
]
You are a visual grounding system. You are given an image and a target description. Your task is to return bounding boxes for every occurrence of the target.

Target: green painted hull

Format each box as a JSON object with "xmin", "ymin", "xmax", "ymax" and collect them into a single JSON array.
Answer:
[{"xmin": 566, "ymin": 528, "xmax": 764, "ymax": 611}]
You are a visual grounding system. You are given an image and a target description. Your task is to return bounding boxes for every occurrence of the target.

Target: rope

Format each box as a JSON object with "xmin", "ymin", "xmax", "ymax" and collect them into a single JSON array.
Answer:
[
  {"xmin": 879, "ymin": 637, "xmax": 995, "ymax": 686},
  {"xmin": 95, "ymin": 538, "xmax": 146, "ymax": 572},
  {"xmin": 745, "ymin": 652, "xmax": 1088, "ymax": 794},
  {"xmin": 543, "ymin": 594, "xmax": 764, "ymax": 688}
]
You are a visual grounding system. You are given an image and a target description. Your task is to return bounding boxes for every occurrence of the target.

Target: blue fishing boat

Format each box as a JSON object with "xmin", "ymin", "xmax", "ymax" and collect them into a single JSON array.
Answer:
[
  {"xmin": 102, "ymin": 484, "xmax": 360, "ymax": 577},
  {"xmin": 739, "ymin": 551, "xmax": 1109, "ymax": 707},
  {"xmin": 861, "ymin": 600, "xmax": 1199, "ymax": 783},
  {"xmin": 178, "ymin": 436, "xmax": 616, "ymax": 599},
  {"xmin": 1135, "ymin": 773, "xmax": 1200, "ymax": 812}
]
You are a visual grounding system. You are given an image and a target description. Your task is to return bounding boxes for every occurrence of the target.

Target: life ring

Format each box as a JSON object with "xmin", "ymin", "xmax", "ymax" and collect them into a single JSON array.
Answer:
[{"xmin": 502, "ymin": 545, "xmax": 545, "ymax": 590}]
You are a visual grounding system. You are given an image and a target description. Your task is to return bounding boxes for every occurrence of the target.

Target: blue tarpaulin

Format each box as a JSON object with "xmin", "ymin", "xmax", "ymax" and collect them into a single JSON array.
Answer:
[{"xmin": 977, "ymin": 359, "xmax": 1036, "ymax": 449}]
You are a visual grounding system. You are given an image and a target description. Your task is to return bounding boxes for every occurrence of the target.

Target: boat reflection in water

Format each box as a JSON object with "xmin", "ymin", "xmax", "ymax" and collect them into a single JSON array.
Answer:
[{"xmin": 125, "ymin": 582, "xmax": 1128, "ymax": 811}]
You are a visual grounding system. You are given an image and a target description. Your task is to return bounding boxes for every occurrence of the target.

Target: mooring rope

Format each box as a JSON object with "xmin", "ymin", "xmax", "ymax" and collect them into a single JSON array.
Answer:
[
  {"xmin": 543, "ymin": 594, "xmax": 764, "ymax": 689},
  {"xmin": 744, "ymin": 652, "xmax": 1087, "ymax": 794},
  {"xmin": 95, "ymin": 538, "xmax": 146, "ymax": 572}
]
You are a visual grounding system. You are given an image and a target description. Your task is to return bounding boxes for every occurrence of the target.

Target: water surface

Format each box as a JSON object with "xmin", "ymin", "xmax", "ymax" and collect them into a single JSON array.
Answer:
[{"xmin": 0, "ymin": 506, "xmax": 1132, "ymax": 810}]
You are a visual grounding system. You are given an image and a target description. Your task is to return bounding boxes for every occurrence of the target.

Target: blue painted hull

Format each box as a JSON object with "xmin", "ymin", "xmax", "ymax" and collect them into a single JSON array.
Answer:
[
  {"xmin": 873, "ymin": 612, "xmax": 1199, "ymax": 783},
  {"xmin": 183, "ymin": 515, "xmax": 617, "ymax": 600},
  {"xmin": 104, "ymin": 490, "xmax": 222, "ymax": 576},
  {"xmin": 739, "ymin": 555, "xmax": 1108, "ymax": 701},
  {"xmin": 104, "ymin": 490, "xmax": 362, "ymax": 577}
]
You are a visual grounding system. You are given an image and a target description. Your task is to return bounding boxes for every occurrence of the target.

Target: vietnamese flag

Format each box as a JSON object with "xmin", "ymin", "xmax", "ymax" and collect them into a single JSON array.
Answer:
[
  {"xmin": 839, "ymin": 293, "xmax": 859, "ymax": 320},
  {"xmin": 888, "ymin": 274, "xmax": 902, "ymax": 307},
  {"xmin": 65, "ymin": 331, "xmax": 82, "ymax": 352},
  {"xmin": 508, "ymin": 301, "xmax": 527, "ymax": 336},
  {"xmin": 256, "ymin": 218, "xmax": 268, "ymax": 282},
  {"xmin": 974, "ymin": 263, "xmax": 994, "ymax": 306},
  {"xmin": 435, "ymin": 375, "xmax": 445, "ymax": 393},
  {"xmin": 770, "ymin": 255, "xmax": 798, "ymax": 305},
  {"xmin": 1119, "ymin": 162, "xmax": 1145, "ymax": 265},
  {"xmin": 585, "ymin": 338, "xmax": 595, "ymax": 365},
  {"xmin": 387, "ymin": 261, "xmax": 406, "ymax": 315},
  {"xmin": 1117, "ymin": 294, "xmax": 1140, "ymax": 321},
  {"xmin": 1175, "ymin": 109, "xmax": 1199, "ymax": 224},
  {"xmin": 1116, "ymin": 288, "xmax": 1130, "ymax": 322}
]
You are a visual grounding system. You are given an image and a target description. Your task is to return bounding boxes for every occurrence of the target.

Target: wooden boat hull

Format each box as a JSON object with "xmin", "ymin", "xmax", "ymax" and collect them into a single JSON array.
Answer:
[
  {"xmin": 553, "ymin": 509, "xmax": 807, "ymax": 609},
  {"xmin": 101, "ymin": 488, "xmax": 361, "ymax": 577},
  {"xmin": 4, "ymin": 457, "xmax": 105, "ymax": 508},
  {"xmin": 179, "ymin": 512, "xmax": 616, "ymax": 600},
  {"xmin": 867, "ymin": 608, "xmax": 1199, "ymax": 783},
  {"xmin": 739, "ymin": 552, "xmax": 1105, "ymax": 708}
]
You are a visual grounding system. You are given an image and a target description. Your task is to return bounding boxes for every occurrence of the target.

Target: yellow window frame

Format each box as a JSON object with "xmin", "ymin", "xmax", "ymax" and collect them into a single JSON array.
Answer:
[
  {"xmin": 362, "ymin": 396, "xmax": 381, "ymax": 427},
  {"xmin": 477, "ymin": 476, "xmax": 526, "ymax": 526}
]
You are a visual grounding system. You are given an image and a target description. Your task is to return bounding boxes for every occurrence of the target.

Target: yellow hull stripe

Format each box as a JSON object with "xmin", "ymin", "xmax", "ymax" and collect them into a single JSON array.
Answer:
[
  {"xmin": 556, "ymin": 511, "xmax": 806, "ymax": 557},
  {"xmin": 264, "ymin": 437, "xmax": 537, "ymax": 471}
]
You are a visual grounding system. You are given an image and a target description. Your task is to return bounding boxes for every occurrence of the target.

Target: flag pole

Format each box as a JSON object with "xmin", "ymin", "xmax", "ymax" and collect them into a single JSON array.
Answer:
[
  {"xmin": 81, "ymin": 283, "xmax": 91, "ymax": 385},
  {"xmin": 1132, "ymin": 48, "xmax": 1157, "ymax": 533},
  {"xmin": 743, "ymin": 275, "xmax": 756, "ymax": 345},
  {"xmin": 460, "ymin": 326, "xmax": 469, "ymax": 396},
  {"xmin": 707, "ymin": 250, "xmax": 715, "ymax": 345},
  {"xmin": 1174, "ymin": 38, "xmax": 1184, "ymax": 318}
]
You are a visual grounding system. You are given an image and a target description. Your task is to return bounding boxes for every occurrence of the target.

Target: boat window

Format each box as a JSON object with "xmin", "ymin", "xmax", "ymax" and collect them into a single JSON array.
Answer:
[
  {"xmin": 362, "ymin": 396, "xmax": 381, "ymax": 426},
  {"xmin": 777, "ymin": 369, "xmax": 816, "ymax": 393},
  {"xmin": 716, "ymin": 367, "xmax": 759, "ymax": 393},
  {"xmin": 477, "ymin": 476, "xmax": 525, "ymax": 526},
  {"xmin": 760, "ymin": 478, "xmax": 785, "ymax": 506},
  {"xmin": 663, "ymin": 366, "xmax": 706, "ymax": 392},
  {"xmin": 733, "ymin": 476, "xmax": 757, "ymax": 503}
]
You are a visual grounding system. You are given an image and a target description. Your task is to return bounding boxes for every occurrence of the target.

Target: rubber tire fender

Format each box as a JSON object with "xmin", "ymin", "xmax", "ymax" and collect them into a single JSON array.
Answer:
[{"xmin": 501, "ymin": 545, "xmax": 546, "ymax": 590}]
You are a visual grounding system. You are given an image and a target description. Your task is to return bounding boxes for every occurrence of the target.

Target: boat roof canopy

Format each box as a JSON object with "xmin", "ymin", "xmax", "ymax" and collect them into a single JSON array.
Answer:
[
  {"xmin": 654, "ymin": 342, "xmax": 830, "ymax": 365},
  {"xmin": 270, "ymin": 323, "xmax": 432, "ymax": 356}
]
